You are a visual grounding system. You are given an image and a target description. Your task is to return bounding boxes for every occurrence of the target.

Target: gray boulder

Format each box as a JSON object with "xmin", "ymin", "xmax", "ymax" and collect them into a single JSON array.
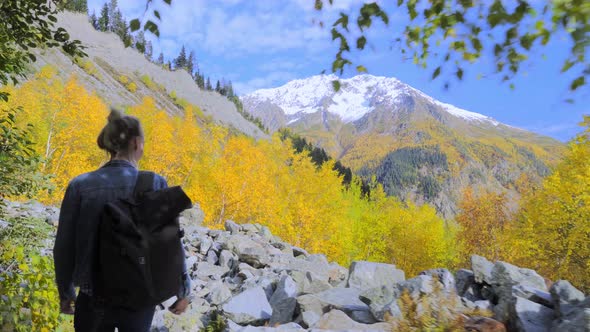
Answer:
[
  {"xmin": 269, "ymin": 275, "xmax": 298, "ymax": 306},
  {"xmin": 512, "ymin": 284, "xmax": 553, "ymax": 308},
  {"xmin": 313, "ymin": 287, "xmax": 369, "ymax": 313},
  {"xmin": 269, "ymin": 297, "xmax": 297, "ymax": 326},
  {"xmin": 398, "ymin": 275, "xmax": 435, "ymax": 299},
  {"xmin": 456, "ymin": 269, "xmax": 482, "ymax": 301},
  {"xmin": 552, "ymin": 307, "xmax": 590, "ymax": 332},
  {"xmin": 472, "ymin": 255, "xmax": 494, "ymax": 284},
  {"xmin": 514, "ymin": 297, "xmax": 553, "ymax": 332},
  {"xmin": 227, "ymin": 235, "xmax": 275, "ymax": 268},
  {"xmin": 420, "ymin": 268, "xmax": 456, "ymax": 294},
  {"xmin": 200, "ymin": 237, "xmax": 213, "ymax": 255},
  {"xmin": 314, "ymin": 309, "xmax": 391, "ymax": 331},
  {"xmin": 206, "ymin": 250, "xmax": 219, "ymax": 265},
  {"xmin": 223, "ymin": 286, "xmax": 273, "ymax": 325},
  {"xmin": 292, "ymin": 246, "xmax": 309, "ymax": 258},
  {"xmin": 296, "ymin": 294, "xmax": 324, "ymax": 328},
  {"xmin": 207, "ymin": 281, "xmax": 232, "ymax": 305},
  {"xmin": 347, "ymin": 261, "xmax": 405, "ymax": 291},
  {"xmin": 225, "ymin": 219, "xmax": 242, "ymax": 234},
  {"xmin": 359, "ymin": 286, "xmax": 402, "ymax": 321},
  {"xmin": 195, "ymin": 262, "xmax": 229, "ymax": 280},
  {"xmin": 550, "ymin": 280, "xmax": 585, "ymax": 317},
  {"xmin": 219, "ymin": 250, "xmax": 236, "ymax": 270},
  {"xmin": 491, "ymin": 261, "xmax": 549, "ymax": 323},
  {"xmin": 295, "ymin": 288, "xmax": 370, "ymax": 327}
]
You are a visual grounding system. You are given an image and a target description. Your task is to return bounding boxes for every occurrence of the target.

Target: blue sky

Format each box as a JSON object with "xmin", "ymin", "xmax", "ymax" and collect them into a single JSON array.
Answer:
[{"xmin": 87, "ymin": 0, "xmax": 588, "ymax": 142}]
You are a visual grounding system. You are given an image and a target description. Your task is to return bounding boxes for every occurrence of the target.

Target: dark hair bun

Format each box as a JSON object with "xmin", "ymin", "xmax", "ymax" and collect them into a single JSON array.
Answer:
[{"xmin": 97, "ymin": 107, "xmax": 143, "ymax": 156}]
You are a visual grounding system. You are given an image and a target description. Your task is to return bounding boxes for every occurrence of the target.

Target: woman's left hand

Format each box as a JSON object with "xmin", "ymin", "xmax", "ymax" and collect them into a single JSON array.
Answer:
[{"xmin": 169, "ymin": 297, "xmax": 189, "ymax": 315}]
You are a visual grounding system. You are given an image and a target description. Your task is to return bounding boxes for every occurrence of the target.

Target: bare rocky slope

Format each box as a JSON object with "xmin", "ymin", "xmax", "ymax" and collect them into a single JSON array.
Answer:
[
  {"xmin": 31, "ymin": 11, "xmax": 266, "ymax": 139},
  {"xmin": 2, "ymin": 201, "xmax": 588, "ymax": 332}
]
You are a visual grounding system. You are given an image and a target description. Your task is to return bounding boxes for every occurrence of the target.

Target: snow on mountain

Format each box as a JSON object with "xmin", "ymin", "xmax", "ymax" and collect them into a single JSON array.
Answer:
[{"xmin": 243, "ymin": 74, "xmax": 498, "ymax": 125}]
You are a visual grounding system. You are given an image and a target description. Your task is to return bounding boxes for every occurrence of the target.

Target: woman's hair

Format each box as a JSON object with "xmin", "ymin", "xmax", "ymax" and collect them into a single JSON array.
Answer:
[{"xmin": 97, "ymin": 107, "xmax": 143, "ymax": 156}]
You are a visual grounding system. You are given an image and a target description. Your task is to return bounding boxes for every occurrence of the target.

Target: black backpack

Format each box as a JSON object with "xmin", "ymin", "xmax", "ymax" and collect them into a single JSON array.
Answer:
[{"xmin": 96, "ymin": 171, "xmax": 192, "ymax": 309}]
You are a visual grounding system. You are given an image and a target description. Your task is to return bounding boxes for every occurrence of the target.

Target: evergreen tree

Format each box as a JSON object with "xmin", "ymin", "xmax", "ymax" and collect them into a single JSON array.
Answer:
[
  {"xmin": 107, "ymin": 0, "xmax": 119, "ymax": 32},
  {"xmin": 215, "ymin": 80, "xmax": 221, "ymax": 93},
  {"xmin": 145, "ymin": 40, "xmax": 153, "ymax": 59},
  {"xmin": 187, "ymin": 50, "xmax": 195, "ymax": 76},
  {"xmin": 206, "ymin": 77, "xmax": 212, "ymax": 90},
  {"xmin": 60, "ymin": 0, "xmax": 88, "ymax": 12},
  {"xmin": 174, "ymin": 45, "xmax": 187, "ymax": 69},
  {"xmin": 89, "ymin": 10, "xmax": 99, "ymax": 30},
  {"xmin": 98, "ymin": 3, "xmax": 109, "ymax": 32},
  {"xmin": 227, "ymin": 80, "xmax": 234, "ymax": 98},
  {"xmin": 194, "ymin": 70, "xmax": 205, "ymax": 89},
  {"xmin": 134, "ymin": 31, "xmax": 146, "ymax": 54},
  {"xmin": 156, "ymin": 52, "xmax": 164, "ymax": 65},
  {"xmin": 167, "ymin": 60, "xmax": 172, "ymax": 70}
]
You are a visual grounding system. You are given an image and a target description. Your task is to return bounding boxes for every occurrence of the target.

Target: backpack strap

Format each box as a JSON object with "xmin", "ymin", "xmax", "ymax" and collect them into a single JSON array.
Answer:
[{"xmin": 134, "ymin": 171, "xmax": 156, "ymax": 197}]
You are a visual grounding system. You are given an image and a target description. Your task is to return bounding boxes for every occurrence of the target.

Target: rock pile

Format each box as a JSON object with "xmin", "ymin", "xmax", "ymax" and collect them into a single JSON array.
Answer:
[
  {"xmin": 2, "ymin": 201, "xmax": 588, "ymax": 331},
  {"xmin": 151, "ymin": 209, "xmax": 590, "ymax": 332}
]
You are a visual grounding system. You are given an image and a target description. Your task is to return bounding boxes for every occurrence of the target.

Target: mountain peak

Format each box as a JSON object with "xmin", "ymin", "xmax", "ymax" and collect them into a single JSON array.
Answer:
[{"xmin": 243, "ymin": 74, "xmax": 498, "ymax": 125}]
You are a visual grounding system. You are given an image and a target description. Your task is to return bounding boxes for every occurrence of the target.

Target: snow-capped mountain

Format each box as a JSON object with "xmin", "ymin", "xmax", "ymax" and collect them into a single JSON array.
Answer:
[
  {"xmin": 242, "ymin": 74, "xmax": 498, "ymax": 126},
  {"xmin": 241, "ymin": 74, "xmax": 563, "ymax": 218}
]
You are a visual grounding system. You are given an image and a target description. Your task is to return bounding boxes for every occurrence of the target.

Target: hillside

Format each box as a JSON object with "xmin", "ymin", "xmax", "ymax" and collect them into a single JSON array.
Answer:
[
  {"xmin": 242, "ymin": 74, "xmax": 565, "ymax": 217},
  {"xmin": 33, "ymin": 11, "xmax": 267, "ymax": 139}
]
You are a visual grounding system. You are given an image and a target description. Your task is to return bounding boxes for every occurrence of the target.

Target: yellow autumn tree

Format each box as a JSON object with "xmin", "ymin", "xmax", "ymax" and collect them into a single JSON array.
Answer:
[
  {"xmin": 0, "ymin": 65, "xmax": 461, "ymax": 275},
  {"xmin": 505, "ymin": 116, "xmax": 590, "ymax": 291},
  {"xmin": 456, "ymin": 186, "xmax": 511, "ymax": 263},
  {"xmin": 2, "ymin": 67, "xmax": 107, "ymax": 203}
]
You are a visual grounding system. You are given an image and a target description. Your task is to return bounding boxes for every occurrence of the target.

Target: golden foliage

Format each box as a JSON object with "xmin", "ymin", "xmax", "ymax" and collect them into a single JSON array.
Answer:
[
  {"xmin": 503, "ymin": 116, "xmax": 590, "ymax": 291},
  {"xmin": 2, "ymin": 65, "xmax": 457, "ymax": 272},
  {"xmin": 456, "ymin": 187, "xmax": 511, "ymax": 263}
]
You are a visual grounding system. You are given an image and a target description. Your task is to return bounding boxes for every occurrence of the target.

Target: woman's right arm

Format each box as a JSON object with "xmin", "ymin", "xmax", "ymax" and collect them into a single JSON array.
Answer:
[{"xmin": 53, "ymin": 181, "xmax": 80, "ymax": 304}]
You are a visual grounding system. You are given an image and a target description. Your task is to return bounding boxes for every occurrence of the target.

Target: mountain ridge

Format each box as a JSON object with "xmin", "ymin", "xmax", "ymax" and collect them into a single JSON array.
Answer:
[
  {"xmin": 243, "ymin": 73, "xmax": 505, "ymax": 128},
  {"xmin": 242, "ymin": 74, "xmax": 564, "ymax": 217}
]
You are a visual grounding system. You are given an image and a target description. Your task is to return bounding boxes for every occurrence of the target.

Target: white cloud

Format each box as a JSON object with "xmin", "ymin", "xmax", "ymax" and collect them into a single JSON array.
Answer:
[{"xmin": 234, "ymin": 71, "xmax": 298, "ymax": 95}]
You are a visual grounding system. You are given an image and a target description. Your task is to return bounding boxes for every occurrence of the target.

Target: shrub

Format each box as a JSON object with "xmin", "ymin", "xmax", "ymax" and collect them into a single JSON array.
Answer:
[
  {"xmin": 73, "ymin": 57, "xmax": 101, "ymax": 80},
  {"xmin": 127, "ymin": 82, "xmax": 137, "ymax": 93},
  {"xmin": 140, "ymin": 75, "xmax": 157, "ymax": 90},
  {"xmin": 388, "ymin": 281, "xmax": 492, "ymax": 332},
  {"xmin": 118, "ymin": 75, "xmax": 129, "ymax": 85},
  {"xmin": 0, "ymin": 247, "xmax": 62, "ymax": 331}
]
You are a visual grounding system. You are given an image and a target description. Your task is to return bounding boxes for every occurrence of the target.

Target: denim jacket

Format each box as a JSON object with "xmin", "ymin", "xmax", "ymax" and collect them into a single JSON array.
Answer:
[{"xmin": 53, "ymin": 159, "xmax": 190, "ymax": 302}]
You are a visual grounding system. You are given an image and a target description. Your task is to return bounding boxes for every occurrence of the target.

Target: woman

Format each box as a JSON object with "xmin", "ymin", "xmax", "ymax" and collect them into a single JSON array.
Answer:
[{"xmin": 53, "ymin": 108, "xmax": 191, "ymax": 331}]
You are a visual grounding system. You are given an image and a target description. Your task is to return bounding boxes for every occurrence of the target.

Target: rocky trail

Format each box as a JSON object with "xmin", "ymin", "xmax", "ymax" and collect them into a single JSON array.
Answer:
[{"xmin": 1, "ymin": 201, "xmax": 588, "ymax": 331}]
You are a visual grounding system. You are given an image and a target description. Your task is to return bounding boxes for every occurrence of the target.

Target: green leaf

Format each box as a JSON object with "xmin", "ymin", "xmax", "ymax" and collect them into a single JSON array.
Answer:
[
  {"xmin": 130, "ymin": 19, "xmax": 141, "ymax": 32},
  {"xmin": 494, "ymin": 44, "xmax": 502, "ymax": 57},
  {"xmin": 357, "ymin": 36, "xmax": 367, "ymax": 50},
  {"xmin": 509, "ymin": 83, "xmax": 515, "ymax": 90},
  {"xmin": 432, "ymin": 66, "xmax": 441, "ymax": 79},
  {"xmin": 561, "ymin": 60, "xmax": 574, "ymax": 73},
  {"xmin": 356, "ymin": 65, "xmax": 367, "ymax": 73},
  {"xmin": 315, "ymin": 0, "xmax": 323, "ymax": 10},
  {"xmin": 143, "ymin": 20, "xmax": 160, "ymax": 37},
  {"xmin": 331, "ymin": 28, "xmax": 340, "ymax": 41},
  {"xmin": 154, "ymin": 10, "xmax": 161, "ymax": 20},
  {"xmin": 163, "ymin": 0, "xmax": 172, "ymax": 4},
  {"xmin": 332, "ymin": 80, "xmax": 341, "ymax": 92},
  {"xmin": 456, "ymin": 68, "xmax": 464, "ymax": 80},
  {"xmin": 333, "ymin": 13, "xmax": 349, "ymax": 31},
  {"xmin": 570, "ymin": 76, "xmax": 585, "ymax": 91}
]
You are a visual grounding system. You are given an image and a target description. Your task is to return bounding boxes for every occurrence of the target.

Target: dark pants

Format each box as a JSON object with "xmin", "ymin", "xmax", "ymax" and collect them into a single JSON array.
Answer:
[{"xmin": 74, "ymin": 293, "xmax": 155, "ymax": 332}]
